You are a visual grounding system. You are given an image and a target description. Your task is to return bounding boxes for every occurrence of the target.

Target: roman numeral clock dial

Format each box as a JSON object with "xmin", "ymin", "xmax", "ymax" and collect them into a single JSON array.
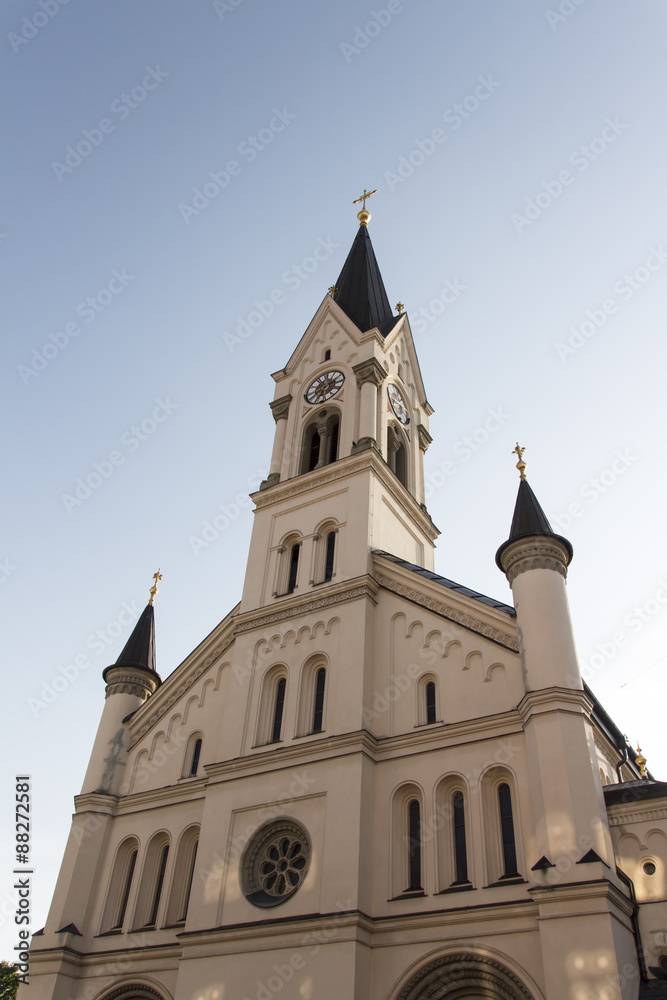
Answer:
[{"xmin": 305, "ymin": 370, "xmax": 345, "ymax": 404}]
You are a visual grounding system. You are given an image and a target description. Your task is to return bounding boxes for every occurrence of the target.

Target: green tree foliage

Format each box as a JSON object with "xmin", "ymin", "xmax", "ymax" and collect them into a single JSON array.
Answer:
[{"xmin": 0, "ymin": 962, "xmax": 20, "ymax": 1000}]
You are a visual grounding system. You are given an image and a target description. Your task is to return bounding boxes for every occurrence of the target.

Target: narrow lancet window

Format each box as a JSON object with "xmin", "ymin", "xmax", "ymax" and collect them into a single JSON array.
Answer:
[
  {"xmin": 313, "ymin": 668, "xmax": 326, "ymax": 733},
  {"xmin": 190, "ymin": 738, "xmax": 202, "ymax": 777},
  {"xmin": 498, "ymin": 783, "xmax": 518, "ymax": 876},
  {"xmin": 113, "ymin": 849, "xmax": 137, "ymax": 930},
  {"xmin": 146, "ymin": 844, "xmax": 169, "ymax": 926},
  {"xmin": 452, "ymin": 792, "xmax": 468, "ymax": 883},
  {"xmin": 408, "ymin": 799, "xmax": 422, "ymax": 890},
  {"xmin": 177, "ymin": 841, "xmax": 198, "ymax": 923},
  {"xmin": 272, "ymin": 678, "xmax": 286, "ymax": 742},
  {"xmin": 324, "ymin": 531, "xmax": 336, "ymax": 582},
  {"xmin": 425, "ymin": 681, "xmax": 436, "ymax": 724},
  {"xmin": 287, "ymin": 544, "xmax": 300, "ymax": 593}
]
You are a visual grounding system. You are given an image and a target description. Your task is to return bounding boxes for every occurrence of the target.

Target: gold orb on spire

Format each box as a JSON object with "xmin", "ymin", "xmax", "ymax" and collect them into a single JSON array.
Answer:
[
  {"xmin": 635, "ymin": 744, "xmax": 647, "ymax": 778},
  {"xmin": 352, "ymin": 187, "xmax": 377, "ymax": 227},
  {"xmin": 149, "ymin": 568, "xmax": 162, "ymax": 606},
  {"xmin": 512, "ymin": 443, "xmax": 527, "ymax": 481}
]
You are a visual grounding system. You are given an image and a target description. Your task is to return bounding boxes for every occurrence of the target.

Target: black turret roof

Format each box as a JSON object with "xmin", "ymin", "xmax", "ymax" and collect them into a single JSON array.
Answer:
[
  {"xmin": 102, "ymin": 602, "xmax": 161, "ymax": 684},
  {"xmin": 495, "ymin": 478, "xmax": 573, "ymax": 569}
]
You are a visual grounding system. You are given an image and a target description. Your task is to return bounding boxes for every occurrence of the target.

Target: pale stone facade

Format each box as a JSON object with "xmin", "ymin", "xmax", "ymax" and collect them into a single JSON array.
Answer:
[{"xmin": 25, "ymin": 220, "xmax": 666, "ymax": 1000}]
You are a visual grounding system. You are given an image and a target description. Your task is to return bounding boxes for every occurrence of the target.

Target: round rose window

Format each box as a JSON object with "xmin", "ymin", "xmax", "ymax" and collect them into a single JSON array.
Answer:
[{"xmin": 241, "ymin": 821, "xmax": 310, "ymax": 908}]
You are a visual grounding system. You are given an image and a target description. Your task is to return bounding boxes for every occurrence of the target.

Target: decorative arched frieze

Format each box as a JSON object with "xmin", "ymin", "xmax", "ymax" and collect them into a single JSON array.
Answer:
[{"xmin": 393, "ymin": 952, "xmax": 536, "ymax": 1000}]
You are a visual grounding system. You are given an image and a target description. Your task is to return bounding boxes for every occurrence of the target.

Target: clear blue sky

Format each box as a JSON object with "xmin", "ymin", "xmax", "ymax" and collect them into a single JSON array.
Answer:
[{"xmin": 2, "ymin": 0, "xmax": 667, "ymax": 956}]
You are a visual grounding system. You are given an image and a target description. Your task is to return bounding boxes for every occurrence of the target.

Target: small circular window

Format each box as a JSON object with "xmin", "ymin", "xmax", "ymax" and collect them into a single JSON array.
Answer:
[
  {"xmin": 643, "ymin": 860, "xmax": 657, "ymax": 876},
  {"xmin": 242, "ymin": 820, "xmax": 310, "ymax": 908}
]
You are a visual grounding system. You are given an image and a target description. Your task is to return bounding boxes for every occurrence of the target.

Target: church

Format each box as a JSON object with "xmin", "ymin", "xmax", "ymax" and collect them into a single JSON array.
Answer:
[{"xmin": 26, "ymin": 196, "xmax": 667, "ymax": 1000}]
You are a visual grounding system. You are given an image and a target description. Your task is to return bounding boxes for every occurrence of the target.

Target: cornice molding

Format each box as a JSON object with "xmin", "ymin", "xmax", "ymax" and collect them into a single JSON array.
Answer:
[
  {"xmin": 607, "ymin": 803, "xmax": 667, "ymax": 824},
  {"xmin": 500, "ymin": 538, "xmax": 571, "ymax": 584},
  {"xmin": 269, "ymin": 394, "xmax": 292, "ymax": 421},
  {"xmin": 375, "ymin": 573, "xmax": 518, "ymax": 652},
  {"xmin": 251, "ymin": 450, "xmax": 439, "ymax": 541},
  {"xmin": 352, "ymin": 357, "xmax": 387, "ymax": 386},
  {"xmin": 234, "ymin": 579, "xmax": 378, "ymax": 635},
  {"xmin": 518, "ymin": 686, "xmax": 594, "ymax": 723}
]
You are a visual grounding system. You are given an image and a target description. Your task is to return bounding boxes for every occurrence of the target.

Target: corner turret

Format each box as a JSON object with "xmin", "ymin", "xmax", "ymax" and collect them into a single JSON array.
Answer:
[{"xmin": 80, "ymin": 575, "xmax": 162, "ymax": 795}]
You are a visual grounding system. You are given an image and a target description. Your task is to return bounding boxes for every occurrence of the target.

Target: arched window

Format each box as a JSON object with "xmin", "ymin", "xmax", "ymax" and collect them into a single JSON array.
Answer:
[
  {"xmin": 312, "ymin": 668, "xmax": 326, "ymax": 733},
  {"xmin": 165, "ymin": 826, "xmax": 199, "ymax": 926},
  {"xmin": 146, "ymin": 844, "xmax": 169, "ymax": 926},
  {"xmin": 101, "ymin": 837, "xmax": 139, "ymax": 933},
  {"xmin": 182, "ymin": 733, "xmax": 203, "ymax": 779},
  {"xmin": 275, "ymin": 534, "xmax": 302, "ymax": 597},
  {"xmin": 452, "ymin": 791, "xmax": 468, "ymax": 884},
  {"xmin": 114, "ymin": 849, "xmax": 137, "ymax": 929},
  {"xmin": 300, "ymin": 409, "xmax": 341, "ymax": 474},
  {"xmin": 391, "ymin": 783, "xmax": 425, "ymax": 897},
  {"xmin": 408, "ymin": 799, "xmax": 422, "ymax": 891},
  {"xmin": 256, "ymin": 666, "xmax": 289, "ymax": 745},
  {"xmin": 481, "ymin": 769, "xmax": 523, "ymax": 883},
  {"xmin": 189, "ymin": 738, "xmax": 202, "ymax": 776},
  {"xmin": 271, "ymin": 677, "xmax": 286, "ymax": 742},
  {"xmin": 388, "ymin": 423, "xmax": 408, "ymax": 488},
  {"xmin": 287, "ymin": 544, "xmax": 300, "ymax": 594},
  {"xmin": 434, "ymin": 777, "xmax": 471, "ymax": 890},
  {"xmin": 312, "ymin": 521, "xmax": 339, "ymax": 586},
  {"xmin": 296, "ymin": 656, "xmax": 328, "ymax": 737},
  {"xmin": 425, "ymin": 682, "xmax": 436, "ymax": 724},
  {"xmin": 132, "ymin": 833, "xmax": 171, "ymax": 929},
  {"xmin": 324, "ymin": 532, "xmax": 336, "ymax": 582},
  {"xmin": 417, "ymin": 674, "xmax": 438, "ymax": 726},
  {"xmin": 498, "ymin": 783, "xmax": 518, "ymax": 878}
]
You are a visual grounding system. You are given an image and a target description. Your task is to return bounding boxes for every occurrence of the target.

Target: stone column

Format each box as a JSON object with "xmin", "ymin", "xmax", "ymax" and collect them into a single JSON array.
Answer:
[
  {"xmin": 264, "ymin": 394, "xmax": 292, "ymax": 488},
  {"xmin": 351, "ymin": 358, "xmax": 386, "ymax": 454}
]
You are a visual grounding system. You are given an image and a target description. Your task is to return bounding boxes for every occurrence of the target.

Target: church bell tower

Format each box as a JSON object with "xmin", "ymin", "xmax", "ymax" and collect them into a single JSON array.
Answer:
[{"xmin": 240, "ymin": 191, "xmax": 438, "ymax": 616}]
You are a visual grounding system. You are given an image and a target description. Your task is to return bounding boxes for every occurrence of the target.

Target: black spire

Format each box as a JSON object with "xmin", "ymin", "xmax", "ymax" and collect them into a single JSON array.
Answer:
[
  {"xmin": 495, "ymin": 478, "xmax": 573, "ymax": 569},
  {"xmin": 102, "ymin": 603, "xmax": 160, "ymax": 682},
  {"xmin": 333, "ymin": 224, "xmax": 396, "ymax": 335}
]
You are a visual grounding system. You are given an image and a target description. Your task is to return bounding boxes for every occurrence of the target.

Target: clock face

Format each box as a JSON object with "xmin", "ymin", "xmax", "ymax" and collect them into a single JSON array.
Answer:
[
  {"xmin": 305, "ymin": 370, "xmax": 345, "ymax": 404},
  {"xmin": 388, "ymin": 384, "xmax": 410, "ymax": 424}
]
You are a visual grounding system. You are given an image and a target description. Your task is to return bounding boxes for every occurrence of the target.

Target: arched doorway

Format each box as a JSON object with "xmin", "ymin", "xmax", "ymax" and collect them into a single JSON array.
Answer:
[{"xmin": 395, "ymin": 954, "xmax": 534, "ymax": 1000}]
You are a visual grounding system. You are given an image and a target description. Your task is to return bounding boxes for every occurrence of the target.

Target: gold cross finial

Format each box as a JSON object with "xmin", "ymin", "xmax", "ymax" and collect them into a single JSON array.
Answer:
[
  {"xmin": 512, "ymin": 443, "xmax": 527, "ymax": 481},
  {"xmin": 328, "ymin": 285, "xmax": 337, "ymax": 297},
  {"xmin": 395, "ymin": 302, "xmax": 404, "ymax": 315},
  {"xmin": 352, "ymin": 188, "xmax": 377, "ymax": 227},
  {"xmin": 149, "ymin": 569, "xmax": 162, "ymax": 606}
]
